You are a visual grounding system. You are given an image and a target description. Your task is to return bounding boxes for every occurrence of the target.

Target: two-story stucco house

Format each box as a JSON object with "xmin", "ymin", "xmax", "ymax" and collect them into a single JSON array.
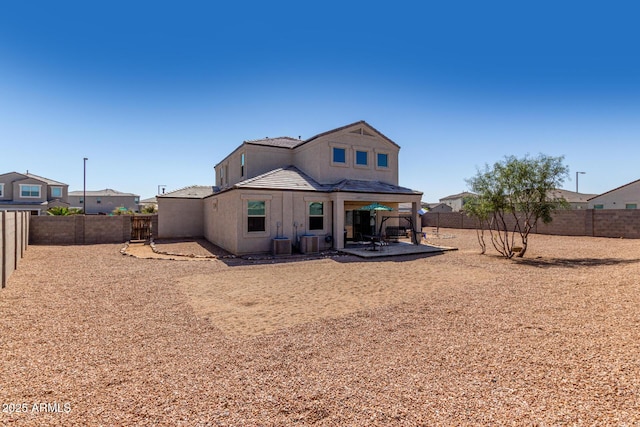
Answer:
[
  {"xmin": 159, "ymin": 121, "xmax": 422, "ymax": 255},
  {"xmin": 0, "ymin": 171, "xmax": 69, "ymax": 215}
]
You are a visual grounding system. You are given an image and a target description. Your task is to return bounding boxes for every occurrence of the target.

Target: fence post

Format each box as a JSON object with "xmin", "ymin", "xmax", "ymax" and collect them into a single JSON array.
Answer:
[{"xmin": 1, "ymin": 211, "xmax": 6, "ymax": 288}]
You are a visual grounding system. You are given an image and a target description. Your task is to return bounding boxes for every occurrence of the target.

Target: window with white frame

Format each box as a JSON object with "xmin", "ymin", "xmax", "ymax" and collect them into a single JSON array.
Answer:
[
  {"xmin": 20, "ymin": 184, "xmax": 41, "ymax": 198},
  {"xmin": 51, "ymin": 186, "xmax": 63, "ymax": 198},
  {"xmin": 332, "ymin": 147, "xmax": 346, "ymax": 164},
  {"xmin": 308, "ymin": 202, "xmax": 324, "ymax": 230},
  {"xmin": 355, "ymin": 150, "xmax": 368, "ymax": 166},
  {"xmin": 377, "ymin": 152, "xmax": 389, "ymax": 168},
  {"xmin": 247, "ymin": 200, "xmax": 266, "ymax": 232}
]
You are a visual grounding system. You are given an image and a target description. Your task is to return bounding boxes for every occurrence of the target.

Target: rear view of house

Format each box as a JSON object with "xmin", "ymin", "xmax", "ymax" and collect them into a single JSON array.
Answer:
[{"xmin": 159, "ymin": 121, "xmax": 423, "ymax": 255}]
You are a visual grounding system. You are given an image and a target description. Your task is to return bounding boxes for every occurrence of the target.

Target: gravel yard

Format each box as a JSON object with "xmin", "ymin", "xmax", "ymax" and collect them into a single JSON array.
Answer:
[{"xmin": 1, "ymin": 229, "xmax": 640, "ymax": 425}]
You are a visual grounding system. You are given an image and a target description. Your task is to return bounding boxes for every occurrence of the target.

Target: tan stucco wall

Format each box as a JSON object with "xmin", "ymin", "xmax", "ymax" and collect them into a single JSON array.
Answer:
[
  {"xmin": 204, "ymin": 192, "xmax": 240, "ymax": 254},
  {"xmin": 205, "ymin": 189, "xmax": 335, "ymax": 255},
  {"xmin": 293, "ymin": 125, "xmax": 399, "ymax": 185},
  {"xmin": 204, "ymin": 188, "xmax": 421, "ymax": 254},
  {"xmin": 216, "ymin": 144, "xmax": 294, "ymax": 188},
  {"xmin": 158, "ymin": 198, "xmax": 205, "ymax": 238},
  {"xmin": 214, "ymin": 123, "xmax": 400, "ymax": 189},
  {"xmin": 588, "ymin": 181, "xmax": 640, "ymax": 209}
]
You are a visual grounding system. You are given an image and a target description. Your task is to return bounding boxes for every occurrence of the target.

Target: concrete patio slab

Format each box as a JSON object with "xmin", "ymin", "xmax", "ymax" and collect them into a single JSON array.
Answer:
[{"xmin": 340, "ymin": 241, "xmax": 457, "ymax": 258}]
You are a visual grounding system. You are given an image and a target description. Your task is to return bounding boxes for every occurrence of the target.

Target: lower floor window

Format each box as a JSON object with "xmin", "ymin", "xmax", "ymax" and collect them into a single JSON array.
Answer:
[
  {"xmin": 247, "ymin": 200, "xmax": 266, "ymax": 232},
  {"xmin": 309, "ymin": 202, "xmax": 324, "ymax": 230}
]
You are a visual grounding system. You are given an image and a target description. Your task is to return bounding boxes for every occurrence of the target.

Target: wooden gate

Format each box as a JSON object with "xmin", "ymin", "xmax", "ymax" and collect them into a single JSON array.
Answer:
[{"xmin": 132, "ymin": 216, "xmax": 153, "ymax": 241}]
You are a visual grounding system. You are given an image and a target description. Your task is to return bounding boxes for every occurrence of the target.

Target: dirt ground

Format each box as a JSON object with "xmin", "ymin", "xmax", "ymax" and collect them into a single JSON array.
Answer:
[{"xmin": 1, "ymin": 228, "xmax": 639, "ymax": 425}]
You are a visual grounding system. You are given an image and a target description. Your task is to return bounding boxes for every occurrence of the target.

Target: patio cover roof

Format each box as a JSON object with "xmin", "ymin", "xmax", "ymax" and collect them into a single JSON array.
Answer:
[{"xmin": 220, "ymin": 166, "xmax": 422, "ymax": 195}]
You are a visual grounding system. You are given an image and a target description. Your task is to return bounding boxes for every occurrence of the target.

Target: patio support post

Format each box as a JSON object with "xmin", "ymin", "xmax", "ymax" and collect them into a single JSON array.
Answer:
[
  {"xmin": 412, "ymin": 200, "xmax": 421, "ymax": 244},
  {"xmin": 333, "ymin": 196, "xmax": 345, "ymax": 249}
]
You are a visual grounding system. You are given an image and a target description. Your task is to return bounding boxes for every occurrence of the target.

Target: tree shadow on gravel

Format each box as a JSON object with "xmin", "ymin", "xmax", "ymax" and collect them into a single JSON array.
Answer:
[{"xmin": 514, "ymin": 257, "xmax": 640, "ymax": 269}]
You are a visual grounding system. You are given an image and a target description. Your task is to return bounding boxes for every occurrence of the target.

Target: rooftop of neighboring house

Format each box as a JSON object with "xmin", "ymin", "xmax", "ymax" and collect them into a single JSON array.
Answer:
[
  {"xmin": 439, "ymin": 191, "xmax": 476, "ymax": 202},
  {"xmin": 587, "ymin": 178, "xmax": 640, "ymax": 201},
  {"xmin": 0, "ymin": 171, "xmax": 67, "ymax": 186},
  {"xmin": 68, "ymin": 188, "xmax": 139, "ymax": 197},
  {"xmin": 157, "ymin": 185, "xmax": 215, "ymax": 199},
  {"xmin": 550, "ymin": 189, "xmax": 597, "ymax": 203}
]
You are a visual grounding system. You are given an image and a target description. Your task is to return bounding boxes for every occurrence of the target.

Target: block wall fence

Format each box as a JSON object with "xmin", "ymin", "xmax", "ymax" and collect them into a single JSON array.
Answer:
[
  {"xmin": 1, "ymin": 211, "xmax": 29, "ymax": 288},
  {"xmin": 422, "ymin": 210, "xmax": 640, "ymax": 239},
  {"xmin": 29, "ymin": 215, "xmax": 158, "ymax": 245}
]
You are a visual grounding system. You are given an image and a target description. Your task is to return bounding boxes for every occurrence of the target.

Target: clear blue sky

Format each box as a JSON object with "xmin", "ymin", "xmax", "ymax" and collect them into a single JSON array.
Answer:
[{"xmin": 1, "ymin": 1, "xmax": 639, "ymax": 201}]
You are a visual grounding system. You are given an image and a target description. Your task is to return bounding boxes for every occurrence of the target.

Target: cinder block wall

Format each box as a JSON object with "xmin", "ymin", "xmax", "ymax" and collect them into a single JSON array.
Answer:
[
  {"xmin": 422, "ymin": 210, "xmax": 640, "ymax": 239},
  {"xmin": 30, "ymin": 215, "xmax": 158, "ymax": 244},
  {"xmin": 1, "ymin": 211, "xmax": 30, "ymax": 288}
]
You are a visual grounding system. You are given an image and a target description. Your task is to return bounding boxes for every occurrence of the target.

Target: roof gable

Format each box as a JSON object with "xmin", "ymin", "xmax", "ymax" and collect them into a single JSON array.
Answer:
[
  {"xmin": 297, "ymin": 120, "xmax": 400, "ymax": 150},
  {"xmin": 587, "ymin": 178, "xmax": 640, "ymax": 201}
]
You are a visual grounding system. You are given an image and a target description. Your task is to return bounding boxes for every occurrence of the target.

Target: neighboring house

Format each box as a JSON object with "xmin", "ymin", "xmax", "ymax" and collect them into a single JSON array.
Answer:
[
  {"xmin": 68, "ymin": 189, "xmax": 140, "ymax": 214},
  {"xmin": 139, "ymin": 196, "xmax": 158, "ymax": 212},
  {"xmin": 588, "ymin": 179, "xmax": 640, "ymax": 210},
  {"xmin": 0, "ymin": 171, "xmax": 69, "ymax": 215},
  {"xmin": 439, "ymin": 192, "xmax": 475, "ymax": 212},
  {"xmin": 550, "ymin": 189, "xmax": 597, "ymax": 210},
  {"xmin": 161, "ymin": 121, "xmax": 423, "ymax": 254},
  {"xmin": 157, "ymin": 186, "xmax": 215, "ymax": 237},
  {"xmin": 424, "ymin": 202, "xmax": 453, "ymax": 213}
]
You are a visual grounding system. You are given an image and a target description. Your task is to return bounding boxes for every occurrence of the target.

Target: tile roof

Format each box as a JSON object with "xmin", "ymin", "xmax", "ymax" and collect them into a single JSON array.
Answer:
[
  {"xmin": 223, "ymin": 166, "xmax": 422, "ymax": 195},
  {"xmin": 25, "ymin": 173, "xmax": 67, "ymax": 186},
  {"xmin": 550, "ymin": 189, "xmax": 597, "ymax": 203},
  {"xmin": 439, "ymin": 191, "xmax": 476, "ymax": 201},
  {"xmin": 330, "ymin": 179, "xmax": 422, "ymax": 195},
  {"xmin": 244, "ymin": 137, "xmax": 304, "ymax": 149},
  {"xmin": 158, "ymin": 185, "xmax": 215, "ymax": 199},
  {"xmin": 232, "ymin": 166, "xmax": 329, "ymax": 192},
  {"xmin": 69, "ymin": 188, "xmax": 139, "ymax": 197}
]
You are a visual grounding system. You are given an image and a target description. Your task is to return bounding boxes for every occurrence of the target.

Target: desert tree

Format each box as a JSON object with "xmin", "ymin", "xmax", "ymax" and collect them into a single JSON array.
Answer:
[{"xmin": 465, "ymin": 154, "xmax": 570, "ymax": 258}]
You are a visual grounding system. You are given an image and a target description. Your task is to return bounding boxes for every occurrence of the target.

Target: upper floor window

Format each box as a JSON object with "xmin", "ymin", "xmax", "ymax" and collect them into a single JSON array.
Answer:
[
  {"xmin": 309, "ymin": 202, "xmax": 324, "ymax": 230},
  {"xmin": 20, "ymin": 184, "xmax": 41, "ymax": 198},
  {"xmin": 0, "ymin": 183, "xmax": 4, "ymax": 197},
  {"xmin": 247, "ymin": 200, "xmax": 266, "ymax": 232},
  {"xmin": 97, "ymin": 197, "xmax": 102, "ymax": 204},
  {"xmin": 355, "ymin": 150, "xmax": 368, "ymax": 166},
  {"xmin": 134, "ymin": 197, "xmax": 140, "ymax": 204},
  {"xmin": 51, "ymin": 186, "xmax": 63, "ymax": 198},
  {"xmin": 593, "ymin": 204, "xmax": 604, "ymax": 209},
  {"xmin": 241, "ymin": 153, "xmax": 245, "ymax": 177},
  {"xmin": 626, "ymin": 203, "xmax": 637, "ymax": 209},
  {"xmin": 333, "ymin": 147, "xmax": 346, "ymax": 164},
  {"xmin": 377, "ymin": 153, "xmax": 389, "ymax": 168}
]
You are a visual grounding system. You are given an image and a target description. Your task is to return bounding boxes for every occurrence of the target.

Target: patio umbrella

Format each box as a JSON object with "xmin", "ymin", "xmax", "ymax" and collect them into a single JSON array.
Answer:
[{"xmin": 357, "ymin": 202, "xmax": 393, "ymax": 211}]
